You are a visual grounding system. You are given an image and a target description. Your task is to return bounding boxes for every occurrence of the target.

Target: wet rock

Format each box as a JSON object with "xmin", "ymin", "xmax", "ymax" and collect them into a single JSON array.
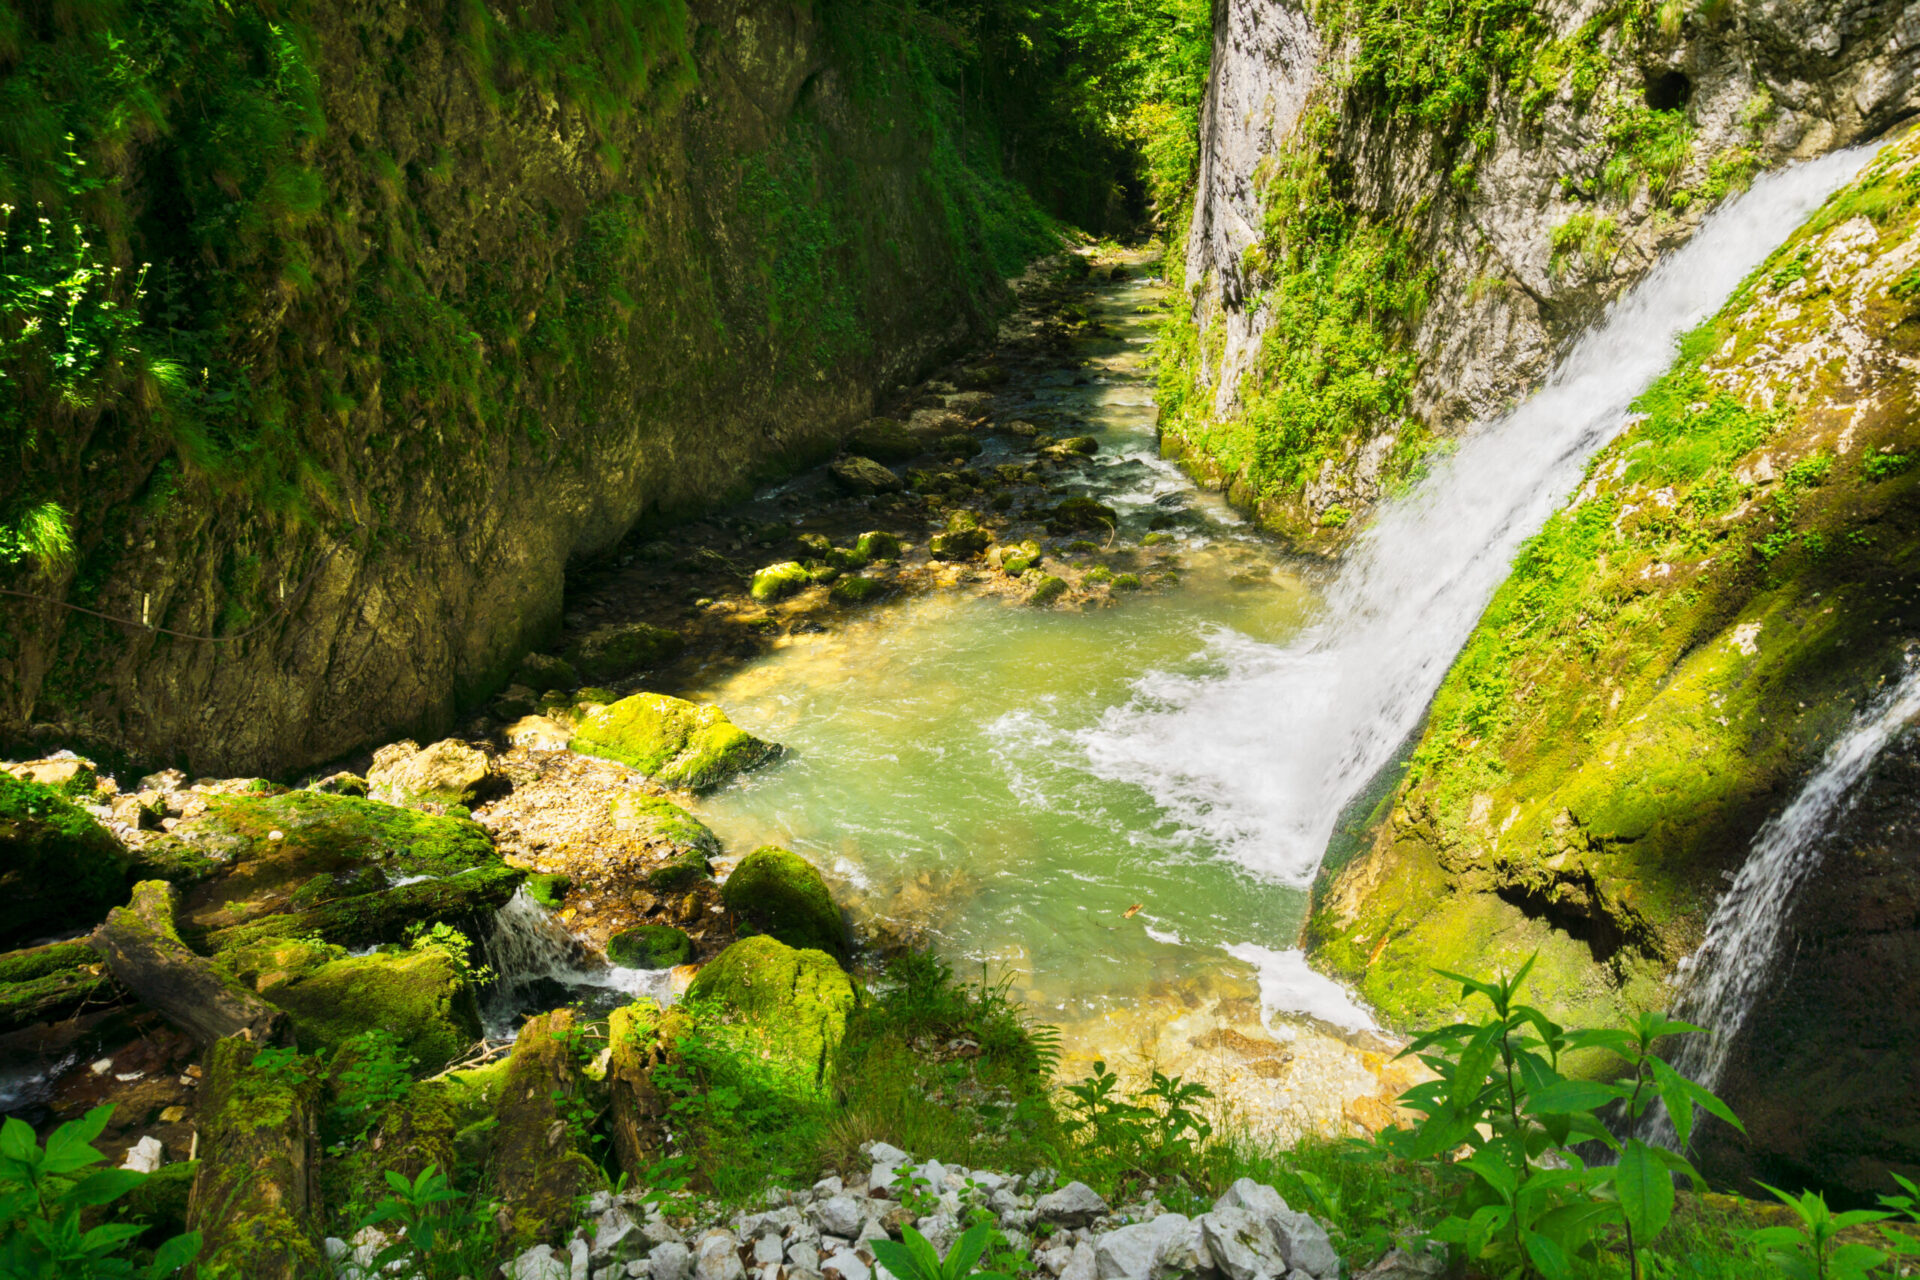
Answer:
[
  {"xmin": 830, "ymin": 456, "xmax": 904, "ymax": 495},
  {"xmin": 929, "ymin": 511, "xmax": 991, "ymax": 561},
  {"xmin": 1035, "ymin": 1181, "xmax": 1107, "ymax": 1228},
  {"xmin": 1028, "ymin": 576, "xmax": 1069, "ymax": 606},
  {"xmin": 570, "ymin": 693, "xmax": 780, "ymax": 792},
  {"xmin": 0, "ymin": 770, "xmax": 128, "ymax": 948},
  {"xmin": 367, "ymin": 739, "xmax": 490, "ymax": 808},
  {"xmin": 1045, "ymin": 497, "xmax": 1118, "ymax": 534},
  {"xmin": 508, "ymin": 715, "xmax": 574, "ymax": 751},
  {"xmin": 567, "ymin": 623, "xmax": 686, "ymax": 683},
  {"xmin": 751, "ymin": 561, "xmax": 813, "ymax": 602},
  {"xmin": 829, "ymin": 575, "xmax": 887, "ymax": 606},
  {"xmin": 609, "ymin": 793, "xmax": 722, "ymax": 856},
  {"xmin": 855, "ymin": 531, "xmax": 902, "ymax": 561},
  {"xmin": 514, "ymin": 652, "xmax": 580, "ymax": 691},
  {"xmin": 607, "ymin": 924, "xmax": 692, "ymax": 969},
  {"xmin": 686, "ymin": 936, "xmax": 854, "ymax": 1078},
  {"xmin": 721, "ymin": 846, "xmax": 847, "ymax": 957},
  {"xmin": 934, "ymin": 432, "xmax": 982, "ymax": 459}
]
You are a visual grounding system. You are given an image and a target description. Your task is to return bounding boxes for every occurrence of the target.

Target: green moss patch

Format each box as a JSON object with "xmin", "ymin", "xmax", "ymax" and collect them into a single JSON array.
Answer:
[
  {"xmin": 607, "ymin": 923, "xmax": 692, "ymax": 968},
  {"xmin": 526, "ymin": 873, "xmax": 571, "ymax": 910},
  {"xmin": 720, "ymin": 846, "xmax": 847, "ymax": 958},
  {"xmin": 685, "ymin": 935, "xmax": 855, "ymax": 1080},
  {"xmin": 0, "ymin": 772, "xmax": 127, "ymax": 947},
  {"xmin": 752, "ymin": 561, "xmax": 812, "ymax": 602},
  {"xmin": 570, "ymin": 692, "xmax": 780, "ymax": 792}
]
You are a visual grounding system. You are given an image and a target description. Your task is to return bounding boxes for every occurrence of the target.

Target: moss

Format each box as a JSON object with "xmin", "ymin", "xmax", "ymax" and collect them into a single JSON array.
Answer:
[
  {"xmin": 204, "ymin": 862, "xmax": 525, "ymax": 952},
  {"xmin": 830, "ymin": 574, "xmax": 887, "ymax": 605},
  {"xmin": 1028, "ymin": 575, "xmax": 1069, "ymax": 606},
  {"xmin": 645, "ymin": 849, "xmax": 714, "ymax": 892},
  {"xmin": 929, "ymin": 510, "xmax": 991, "ymax": 561},
  {"xmin": 0, "ymin": 941, "xmax": 96, "ymax": 985},
  {"xmin": 0, "ymin": 772, "xmax": 126, "ymax": 947},
  {"xmin": 752, "ymin": 560, "xmax": 813, "ymax": 602},
  {"xmin": 193, "ymin": 1036, "xmax": 324, "ymax": 1275},
  {"xmin": 513, "ymin": 652, "xmax": 579, "ymax": 690},
  {"xmin": 685, "ymin": 935, "xmax": 856, "ymax": 1080},
  {"xmin": 607, "ymin": 923, "xmax": 691, "ymax": 968},
  {"xmin": 526, "ymin": 872, "xmax": 571, "ymax": 910},
  {"xmin": 119, "ymin": 1160, "xmax": 196, "ymax": 1241},
  {"xmin": 1112, "ymin": 572, "xmax": 1143, "ymax": 591},
  {"xmin": 565, "ymin": 622, "xmax": 686, "ymax": 682},
  {"xmin": 491, "ymin": 1009, "xmax": 603, "ymax": 1249},
  {"xmin": 570, "ymin": 692, "xmax": 780, "ymax": 792},
  {"xmin": 0, "ymin": 967, "xmax": 110, "ymax": 1033},
  {"xmin": 576, "ymin": 687, "xmax": 621, "ymax": 706},
  {"xmin": 183, "ymin": 792, "xmax": 496, "ymax": 896},
  {"xmin": 855, "ymin": 530, "xmax": 902, "ymax": 561},
  {"xmin": 720, "ymin": 846, "xmax": 847, "ymax": 958},
  {"xmin": 123, "ymin": 836, "xmax": 220, "ymax": 888},
  {"xmin": 1045, "ymin": 496, "xmax": 1118, "ymax": 534},
  {"xmin": 608, "ymin": 793, "xmax": 720, "ymax": 855},
  {"xmin": 1085, "ymin": 565, "xmax": 1115, "ymax": 585}
]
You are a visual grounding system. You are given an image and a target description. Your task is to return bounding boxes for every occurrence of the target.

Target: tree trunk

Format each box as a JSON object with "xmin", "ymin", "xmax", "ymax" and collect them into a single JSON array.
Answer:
[
  {"xmin": 90, "ymin": 881, "xmax": 290, "ymax": 1047},
  {"xmin": 187, "ymin": 1035, "xmax": 324, "ymax": 1280},
  {"xmin": 606, "ymin": 999, "xmax": 685, "ymax": 1180},
  {"xmin": 198, "ymin": 862, "xmax": 524, "ymax": 953}
]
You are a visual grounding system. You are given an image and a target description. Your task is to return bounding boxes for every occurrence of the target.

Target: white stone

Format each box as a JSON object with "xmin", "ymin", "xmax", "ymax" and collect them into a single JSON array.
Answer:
[
  {"xmin": 1199, "ymin": 1209, "xmax": 1286, "ymax": 1280},
  {"xmin": 869, "ymin": 1164, "xmax": 903, "ymax": 1197},
  {"xmin": 594, "ymin": 1210, "xmax": 641, "ymax": 1263},
  {"xmin": 644, "ymin": 1220, "xmax": 687, "ymax": 1248},
  {"xmin": 324, "ymin": 1237, "xmax": 350, "ymax": 1262},
  {"xmin": 813, "ymin": 1194, "xmax": 869, "ymax": 1238},
  {"xmin": 1059, "ymin": 1240, "xmax": 1098, "ymax": 1280},
  {"xmin": 868, "ymin": 1142, "xmax": 909, "ymax": 1167},
  {"xmin": 915, "ymin": 1213, "xmax": 957, "ymax": 1254},
  {"xmin": 822, "ymin": 1249, "xmax": 869, "ymax": 1280},
  {"xmin": 1036, "ymin": 1181, "xmax": 1108, "ymax": 1228},
  {"xmin": 753, "ymin": 1235, "xmax": 784, "ymax": 1267},
  {"xmin": 1094, "ymin": 1223, "xmax": 1162, "ymax": 1280},
  {"xmin": 1213, "ymin": 1179, "xmax": 1289, "ymax": 1222},
  {"xmin": 787, "ymin": 1242, "xmax": 821, "ymax": 1272},
  {"xmin": 1270, "ymin": 1210, "xmax": 1338, "ymax": 1279},
  {"xmin": 120, "ymin": 1135, "xmax": 163, "ymax": 1174},
  {"xmin": 1037, "ymin": 1245, "xmax": 1075, "ymax": 1277},
  {"xmin": 814, "ymin": 1176, "xmax": 844, "ymax": 1197},
  {"xmin": 855, "ymin": 1217, "xmax": 889, "ymax": 1247},
  {"xmin": 647, "ymin": 1242, "xmax": 693, "ymax": 1280},
  {"xmin": 504, "ymin": 1245, "xmax": 572, "ymax": 1280},
  {"xmin": 693, "ymin": 1233, "xmax": 744, "ymax": 1280},
  {"xmin": 571, "ymin": 1237, "xmax": 592, "ymax": 1280}
]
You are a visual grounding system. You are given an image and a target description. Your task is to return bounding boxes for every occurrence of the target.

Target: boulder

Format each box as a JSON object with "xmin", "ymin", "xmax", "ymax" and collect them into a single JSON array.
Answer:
[
  {"xmin": 507, "ymin": 714, "xmax": 573, "ymax": 751},
  {"xmin": 366, "ymin": 739, "xmax": 490, "ymax": 808},
  {"xmin": 1028, "ymin": 576, "xmax": 1069, "ymax": 606},
  {"xmin": 0, "ymin": 771, "xmax": 127, "ymax": 947},
  {"xmin": 721, "ymin": 846, "xmax": 847, "ymax": 957},
  {"xmin": 650, "ymin": 1242, "xmax": 694, "ymax": 1280},
  {"xmin": 492, "ymin": 1010, "xmax": 604, "ymax": 1248},
  {"xmin": 847, "ymin": 419, "xmax": 926, "ymax": 463},
  {"xmin": 607, "ymin": 924, "xmax": 692, "ymax": 969},
  {"xmin": 608, "ymin": 793, "xmax": 722, "ymax": 857},
  {"xmin": 696, "ymin": 1231, "xmax": 746, "ymax": 1280},
  {"xmin": 855, "ymin": 531, "xmax": 902, "ymax": 561},
  {"xmin": 1197, "ymin": 1209, "xmax": 1286, "ymax": 1280},
  {"xmin": 1046, "ymin": 497, "xmax": 1118, "ymax": 534},
  {"xmin": 929, "ymin": 511, "xmax": 991, "ymax": 561},
  {"xmin": 685, "ymin": 935, "xmax": 854, "ymax": 1079},
  {"xmin": 830, "ymin": 575, "xmax": 887, "ymax": 605},
  {"xmin": 752, "ymin": 561, "xmax": 812, "ymax": 602},
  {"xmin": 570, "ymin": 693, "xmax": 780, "ymax": 792},
  {"xmin": 566, "ymin": 623, "xmax": 685, "ymax": 682},
  {"xmin": 1035, "ymin": 1181, "xmax": 1107, "ymax": 1228},
  {"xmin": 830, "ymin": 455, "xmax": 904, "ymax": 495}
]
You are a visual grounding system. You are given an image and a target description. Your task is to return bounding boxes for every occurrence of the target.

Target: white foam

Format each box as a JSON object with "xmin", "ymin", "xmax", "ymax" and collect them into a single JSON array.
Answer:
[{"xmin": 1226, "ymin": 943, "xmax": 1377, "ymax": 1033}]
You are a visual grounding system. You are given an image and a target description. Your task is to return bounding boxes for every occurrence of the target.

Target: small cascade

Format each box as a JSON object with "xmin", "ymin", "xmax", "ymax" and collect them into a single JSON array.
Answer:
[
  {"xmin": 479, "ymin": 887, "xmax": 675, "ymax": 1039},
  {"xmin": 1647, "ymin": 664, "xmax": 1920, "ymax": 1145}
]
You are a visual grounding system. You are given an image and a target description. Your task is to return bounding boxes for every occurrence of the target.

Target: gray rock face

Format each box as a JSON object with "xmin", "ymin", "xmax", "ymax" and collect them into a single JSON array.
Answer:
[
  {"xmin": 648, "ymin": 1242, "xmax": 694, "ymax": 1280},
  {"xmin": 1035, "ymin": 1180, "xmax": 1109, "ymax": 1228},
  {"xmin": 1198, "ymin": 1207, "xmax": 1288, "ymax": 1280},
  {"xmin": 1270, "ymin": 1209, "xmax": 1338, "ymax": 1278},
  {"xmin": 366, "ymin": 738, "xmax": 489, "ymax": 807},
  {"xmin": 811, "ymin": 1194, "xmax": 869, "ymax": 1239},
  {"xmin": 693, "ymin": 1231, "xmax": 745, "ymax": 1280}
]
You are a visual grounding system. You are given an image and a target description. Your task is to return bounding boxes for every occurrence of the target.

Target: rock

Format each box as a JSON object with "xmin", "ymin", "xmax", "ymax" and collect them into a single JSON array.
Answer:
[
  {"xmin": 507, "ymin": 715, "xmax": 573, "ymax": 751},
  {"xmin": 694, "ymin": 1232, "xmax": 745, "ymax": 1280},
  {"xmin": 822, "ymin": 1250, "xmax": 868, "ymax": 1280},
  {"xmin": 567, "ymin": 624, "xmax": 685, "ymax": 683},
  {"xmin": 572, "ymin": 1237, "xmax": 593, "ymax": 1280},
  {"xmin": 594, "ymin": 1209, "xmax": 643, "ymax": 1263},
  {"xmin": 812, "ymin": 1194, "xmax": 868, "ymax": 1238},
  {"xmin": 649, "ymin": 1242, "xmax": 694, "ymax": 1280},
  {"xmin": 846, "ymin": 419, "xmax": 927, "ymax": 463},
  {"xmin": 1354, "ymin": 1249, "xmax": 1446, "ymax": 1279},
  {"xmin": 366, "ymin": 738, "xmax": 490, "ymax": 808},
  {"xmin": 831, "ymin": 455, "xmax": 904, "ymax": 495},
  {"xmin": 686, "ymin": 936, "xmax": 855, "ymax": 1078},
  {"xmin": 1055, "ymin": 435, "xmax": 1100, "ymax": 456},
  {"xmin": 929, "ymin": 511, "xmax": 991, "ymax": 561},
  {"xmin": 645, "ymin": 1219, "xmax": 687, "ymax": 1248},
  {"xmin": 309, "ymin": 771, "xmax": 368, "ymax": 797},
  {"xmin": 1094, "ymin": 1223, "xmax": 1162, "ymax": 1280},
  {"xmin": 754, "ymin": 1234, "xmax": 784, "ymax": 1266},
  {"xmin": 916, "ymin": 1213, "xmax": 958, "ymax": 1253},
  {"xmin": 607, "ymin": 924, "xmax": 692, "ymax": 969},
  {"xmin": 814, "ymin": 1176, "xmax": 844, "ymax": 1197},
  {"xmin": 1028, "ymin": 575, "xmax": 1069, "ymax": 606},
  {"xmin": 1036, "ymin": 1181, "xmax": 1107, "ymax": 1229},
  {"xmin": 507, "ymin": 1244, "xmax": 573, "ymax": 1280},
  {"xmin": 787, "ymin": 1242, "xmax": 821, "ymax": 1272},
  {"xmin": 933, "ymin": 432, "xmax": 982, "ymax": 459},
  {"xmin": 868, "ymin": 1142, "xmax": 909, "ymax": 1167},
  {"xmin": 1045, "ymin": 496, "xmax": 1118, "ymax": 534},
  {"xmin": 1198, "ymin": 1209, "xmax": 1287, "ymax": 1280},
  {"xmin": 752, "ymin": 561, "xmax": 813, "ymax": 602},
  {"xmin": 120, "ymin": 1135, "xmax": 164, "ymax": 1173},
  {"xmin": 721, "ymin": 846, "xmax": 847, "ymax": 957},
  {"xmin": 1214, "ymin": 1179, "xmax": 1289, "ymax": 1222},
  {"xmin": 1059, "ymin": 1241, "xmax": 1098, "ymax": 1280},
  {"xmin": 1271, "ymin": 1210, "xmax": 1337, "ymax": 1277},
  {"xmin": 829, "ymin": 575, "xmax": 887, "ymax": 605},
  {"xmin": 855, "ymin": 531, "xmax": 902, "ymax": 561},
  {"xmin": 528, "ymin": 872, "xmax": 571, "ymax": 909},
  {"xmin": 514, "ymin": 652, "xmax": 579, "ymax": 690},
  {"xmin": 0, "ymin": 771, "xmax": 128, "ymax": 948},
  {"xmin": 570, "ymin": 693, "xmax": 780, "ymax": 792},
  {"xmin": 1037, "ymin": 1245, "xmax": 1074, "ymax": 1276},
  {"xmin": 609, "ymin": 793, "xmax": 721, "ymax": 854}
]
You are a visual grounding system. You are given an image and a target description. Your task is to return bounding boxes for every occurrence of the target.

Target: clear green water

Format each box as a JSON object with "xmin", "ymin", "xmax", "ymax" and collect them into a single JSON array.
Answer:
[{"xmin": 686, "ymin": 265, "xmax": 1336, "ymax": 1033}]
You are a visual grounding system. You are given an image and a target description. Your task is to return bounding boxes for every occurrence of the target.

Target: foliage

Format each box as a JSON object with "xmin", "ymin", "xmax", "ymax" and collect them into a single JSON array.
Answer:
[
  {"xmin": 1382, "ymin": 956, "xmax": 1737, "ymax": 1279},
  {"xmin": 1060, "ymin": 1061, "xmax": 1214, "ymax": 1180},
  {"xmin": 326, "ymin": 1030, "xmax": 417, "ymax": 1157},
  {"xmin": 871, "ymin": 1222, "xmax": 1014, "ymax": 1280},
  {"xmin": 0, "ymin": 1107, "xmax": 200, "ymax": 1279},
  {"xmin": 354, "ymin": 1163, "xmax": 499, "ymax": 1280}
]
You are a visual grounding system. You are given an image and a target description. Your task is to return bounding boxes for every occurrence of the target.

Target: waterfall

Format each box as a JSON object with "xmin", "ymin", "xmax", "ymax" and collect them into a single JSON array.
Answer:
[
  {"xmin": 1080, "ymin": 145, "xmax": 1875, "ymax": 889},
  {"xmin": 480, "ymin": 887, "xmax": 675, "ymax": 1038},
  {"xmin": 1645, "ymin": 665, "xmax": 1920, "ymax": 1143}
]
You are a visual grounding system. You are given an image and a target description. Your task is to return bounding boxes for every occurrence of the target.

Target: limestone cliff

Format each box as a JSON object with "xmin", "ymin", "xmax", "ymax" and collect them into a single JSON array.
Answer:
[
  {"xmin": 1160, "ymin": 0, "xmax": 1918, "ymax": 544},
  {"xmin": 0, "ymin": 0, "xmax": 1053, "ymax": 773}
]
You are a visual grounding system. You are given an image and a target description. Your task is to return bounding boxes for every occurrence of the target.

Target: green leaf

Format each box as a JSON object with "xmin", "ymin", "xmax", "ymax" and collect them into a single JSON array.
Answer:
[
  {"xmin": 945, "ymin": 1223, "xmax": 993, "ymax": 1280},
  {"xmin": 0, "ymin": 1116, "xmax": 40, "ymax": 1168},
  {"xmin": 146, "ymin": 1231, "xmax": 202, "ymax": 1279},
  {"xmin": 1614, "ymin": 1139, "xmax": 1675, "ymax": 1243},
  {"xmin": 1527, "ymin": 1079, "xmax": 1621, "ymax": 1114},
  {"xmin": 1523, "ymin": 1228, "xmax": 1576, "ymax": 1280},
  {"xmin": 1451, "ymin": 1022, "xmax": 1502, "ymax": 1114},
  {"xmin": 63, "ymin": 1167, "xmax": 147, "ymax": 1208}
]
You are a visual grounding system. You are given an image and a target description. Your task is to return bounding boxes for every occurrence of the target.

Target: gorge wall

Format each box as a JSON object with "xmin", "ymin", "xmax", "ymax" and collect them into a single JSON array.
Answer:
[{"xmin": 0, "ymin": 0, "xmax": 1052, "ymax": 775}]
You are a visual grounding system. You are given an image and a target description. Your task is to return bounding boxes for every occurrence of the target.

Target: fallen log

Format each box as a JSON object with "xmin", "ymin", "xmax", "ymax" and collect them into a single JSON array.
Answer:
[
  {"xmin": 187, "ymin": 1035, "xmax": 324, "ymax": 1280},
  {"xmin": 199, "ymin": 862, "xmax": 524, "ymax": 953},
  {"xmin": 90, "ymin": 881, "xmax": 290, "ymax": 1047}
]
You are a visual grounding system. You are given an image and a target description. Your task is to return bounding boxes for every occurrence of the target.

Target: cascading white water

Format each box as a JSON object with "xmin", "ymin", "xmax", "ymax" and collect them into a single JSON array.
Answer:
[
  {"xmin": 1645, "ymin": 665, "xmax": 1920, "ymax": 1142},
  {"xmin": 480, "ymin": 887, "xmax": 675, "ymax": 1038},
  {"xmin": 1079, "ymin": 145, "xmax": 1875, "ymax": 891}
]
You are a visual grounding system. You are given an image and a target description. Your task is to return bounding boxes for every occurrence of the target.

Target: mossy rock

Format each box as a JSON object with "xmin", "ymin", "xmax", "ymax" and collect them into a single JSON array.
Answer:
[
  {"xmin": 0, "ymin": 943, "xmax": 110, "ymax": 1034},
  {"xmin": 1141, "ymin": 531, "xmax": 1174, "ymax": 547},
  {"xmin": 204, "ymin": 861, "xmax": 524, "ymax": 954},
  {"xmin": 929, "ymin": 510, "xmax": 991, "ymax": 561},
  {"xmin": 934, "ymin": 432, "xmax": 982, "ymax": 458},
  {"xmin": 0, "ymin": 772, "xmax": 127, "ymax": 948},
  {"xmin": 526, "ymin": 873, "xmax": 570, "ymax": 910},
  {"xmin": 570, "ymin": 693, "xmax": 780, "ymax": 792},
  {"xmin": 565, "ymin": 623, "xmax": 684, "ymax": 682},
  {"xmin": 1055, "ymin": 435, "xmax": 1099, "ymax": 456},
  {"xmin": 1085, "ymin": 565, "xmax": 1115, "ymax": 585},
  {"xmin": 751, "ymin": 560, "xmax": 812, "ymax": 602},
  {"xmin": 645, "ymin": 849, "xmax": 714, "ymax": 892},
  {"xmin": 512, "ymin": 652, "xmax": 578, "ymax": 690},
  {"xmin": 608, "ymin": 793, "xmax": 721, "ymax": 856},
  {"xmin": 0, "ymin": 941, "xmax": 95, "ymax": 985},
  {"xmin": 830, "ymin": 575, "xmax": 888, "ymax": 605},
  {"xmin": 855, "ymin": 530, "xmax": 901, "ymax": 561},
  {"xmin": 829, "ymin": 454, "xmax": 904, "ymax": 495},
  {"xmin": 1112, "ymin": 572, "xmax": 1143, "ymax": 591},
  {"xmin": 846, "ymin": 418, "xmax": 925, "ymax": 463},
  {"xmin": 720, "ymin": 846, "xmax": 847, "ymax": 957},
  {"xmin": 1047, "ymin": 496, "xmax": 1118, "ymax": 534},
  {"xmin": 218, "ymin": 936, "xmax": 481, "ymax": 1072},
  {"xmin": 685, "ymin": 935, "xmax": 855, "ymax": 1079},
  {"xmin": 575, "ymin": 687, "xmax": 620, "ymax": 707},
  {"xmin": 174, "ymin": 791, "xmax": 498, "ymax": 935},
  {"xmin": 607, "ymin": 924, "xmax": 691, "ymax": 969},
  {"xmin": 1028, "ymin": 575, "xmax": 1069, "ymax": 606}
]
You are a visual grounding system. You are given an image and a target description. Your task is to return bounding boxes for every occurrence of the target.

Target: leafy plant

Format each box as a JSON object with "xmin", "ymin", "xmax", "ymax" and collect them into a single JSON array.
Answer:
[
  {"xmin": 0, "ymin": 1107, "xmax": 200, "ymax": 1279},
  {"xmin": 1380, "ymin": 955, "xmax": 1739, "ymax": 1280},
  {"xmin": 356, "ymin": 1163, "xmax": 499, "ymax": 1280},
  {"xmin": 1743, "ymin": 1184, "xmax": 1890, "ymax": 1280},
  {"xmin": 326, "ymin": 1030, "xmax": 417, "ymax": 1157},
  {"xmin": 870, "ymin": 1222, "xmax": 1014, "ymax": 1280}
]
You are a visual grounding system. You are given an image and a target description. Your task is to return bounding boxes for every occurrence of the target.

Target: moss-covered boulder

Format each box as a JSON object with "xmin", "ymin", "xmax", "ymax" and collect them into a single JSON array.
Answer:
[
  {"xmin": 1028, "ymin": 575, "xmax": 1069, "ymax": 606},
  {"xmin": 565, "ymin": 623, "xmax": 685, "ymax": 683},
  {"xmin": 1046, "ymin": 496, "xmax": 1118, "ymax": 534},
  {"xmin": 218, "ymin": 936, "xmax": 482, "ymax": 1071},
  {"xmin": 606, "ymin": 924, "xmax": 691, "ymax": 969},
  {"xmin": 830, "ymin": 454, "xmax": 904, "ymax": 495},
  {"xmin": 685, "ymin": 935, "xmax": 855, "ymax": 1079},
  {"xmin": 720, "ymin": 846, "xmax": 846, "ymax": 957},
  {"xmin": 491, "ymin": 1009, "xmax": 603, "ymax": 1247},
  {"xmin": 526, "ymin": 872, "xmax": 570, "ymax": 910},
  {"xmin": 570, "ymin": 693, "xmax": 780, "ymax": 792},
  {"xmin": 608, "ymin": 793, "xmax": 721, "ymax": 856},
  {"xmin": 366, "ymin": 739, "xmax": 490, "ymax": 808},
  {"xmin": 929, "ymin": 510, "xmax": 991, "ymax": 561},
  {"xmin": 830, "ymin": 575, "xmax": 887, "ymax": 605},
  {"xmin": 0, "ymin": 772, "xmax": 127, "ymax": 948},
  {"xmin": 751, "ymin": 560, "xmax": 811, "ymax": 602},
  {"xmin": 175, "ymin": 791, "xmax": 499, "ymax": 935},
  {"xmin": 855, "ymin": 530, "xmax": 902, "ymax": 561}
]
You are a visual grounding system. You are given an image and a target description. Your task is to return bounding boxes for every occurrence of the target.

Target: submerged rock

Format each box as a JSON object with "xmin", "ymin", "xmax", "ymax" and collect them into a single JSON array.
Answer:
[
  {"xmin": 0, "ymin": 771, "xmax": 127, "ymax": 948},
  {"xmin": 1045, "ymin": 496, "xmax": 1118, "ymax": 534},
  {"xmin": 685, "ymin": 935, "xmax": 854, "ymax": 1078},
  {"xmin": 366, "ymin": 738, "xmax": 490, "ymax": 808},
  {"xmin": 570, "ymin": 693, "xmax": 780, "ymax": 792},
  {"xmin": 829, "ymin": 575, "xmax": 888, "ymax": 605},
  {"xmin": 721, "ymin": 846, "xmax": 847, "ymax": 957}
]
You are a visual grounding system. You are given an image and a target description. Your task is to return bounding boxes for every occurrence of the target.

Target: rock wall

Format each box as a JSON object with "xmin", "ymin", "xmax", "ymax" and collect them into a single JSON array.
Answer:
[
  {"xmin": 0, "ymin": 0, "xmax": 1044, "ymax": 774},
  {"xmin": 1162, "ymin": 0, "xmax": 1919, "ymax": 544}
]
